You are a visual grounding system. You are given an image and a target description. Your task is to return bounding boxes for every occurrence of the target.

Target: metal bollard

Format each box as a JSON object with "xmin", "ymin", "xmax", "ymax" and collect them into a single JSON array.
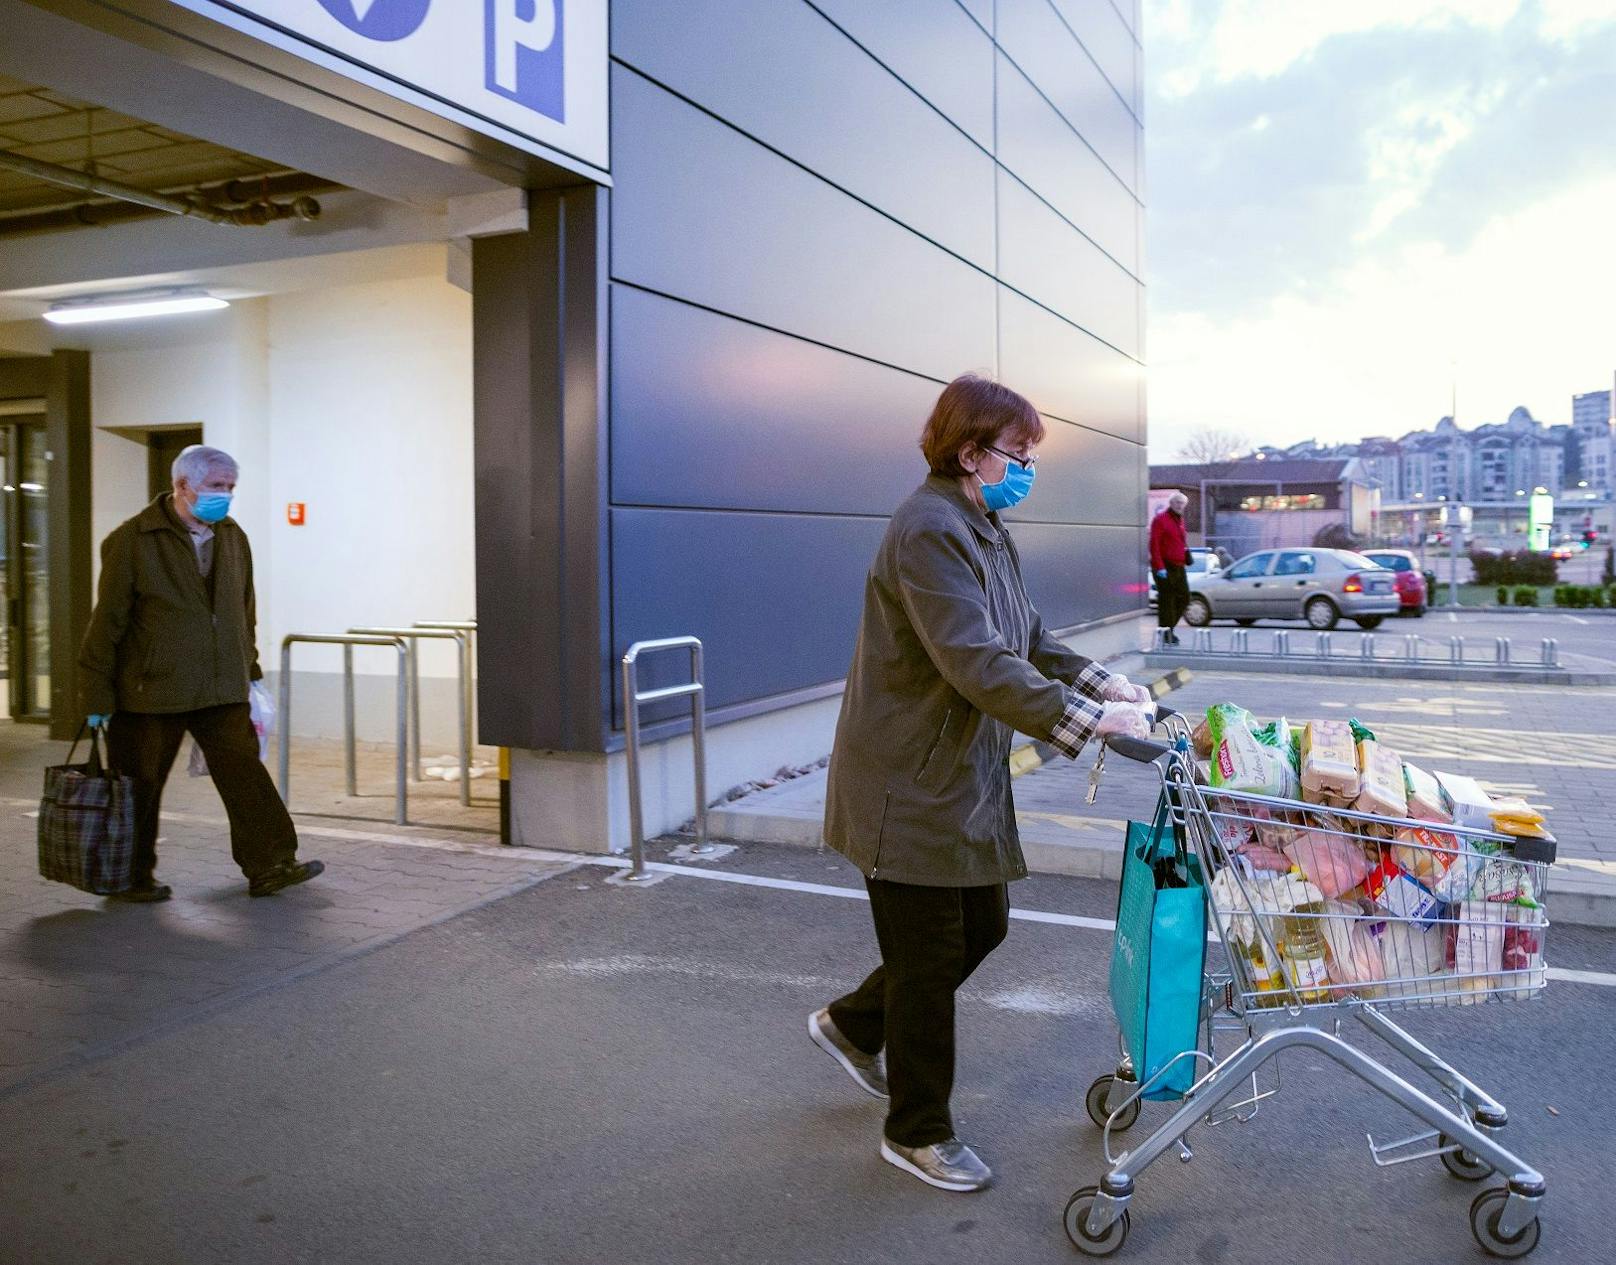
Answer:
[
  {"xmin": 1231, "ymin": 629, "xmax": 1249, "ymax": 655},
  {"xmin": 1360, "ymin": 635, "xmax": 1376, "ymax": 661},
  {"xmin": 1316, "ymin": 631, "xmax": 1332, "ymax": 658},
  {"xmin": 1194, "ymin": 628, "xmax": 1214, "ymax": 653},
  {"xmin": 1450, "ymin": 635, "xmax": 1464, "ymax": 665},
  {"xmin": 1495, "ymin": 636, "xmax": 1511, "ymax": 665},
  {"xmin": 1273, "ymin": 630, "xmax": 1290, "ymax": 657},
  {"xmin": 1541, "ymin": 637, "xmax": 1559, "ymax": 667},
  {"xmin": 1404, "ymin": 634, "xmax": 1420, "ymax": 662}
]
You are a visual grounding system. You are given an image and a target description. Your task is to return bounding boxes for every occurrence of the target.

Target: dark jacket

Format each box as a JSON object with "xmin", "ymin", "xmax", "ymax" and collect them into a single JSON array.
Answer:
[
  {"xmin": 78, "ymin": 495, "xmax": 264, "ymax": 717},
  {"xmin": 822, "ymin": 475, "xmax": 1103, "ymax": 886},
  {"xmin": 1149, "ymin": 508, "xmax": 1188, "ymax": 572}
]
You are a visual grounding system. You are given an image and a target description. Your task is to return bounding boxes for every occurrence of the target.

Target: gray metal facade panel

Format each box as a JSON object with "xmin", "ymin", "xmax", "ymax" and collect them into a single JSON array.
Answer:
[
  {"xmin": 994, "ymin": 54, "xmax": 1138, "ymax": 273},
  {"xmin": 806, "ymin": 0, "xmax": 996, "ymax": 150},
  {"xmin": 996, "ymin": 0, "xmax": 1140, "ymax": 192},
  {"xmin": 999, "ymin": 289, "xmax": 1142, "ymax": 443},
  {"xmin": 1049, "ymin": 0, "xmax": 1141, "ymax": 113},
  {"xmin": 999, "ymin": 419, "xmax": 1144, "ymax": 528},
  {"xmin": 609, "ymin": 507, "xmax": 885, "ymax": 721},
  {"xmin": 610, "ymin": 284, "xmax": 941, "ymax": 516},
  {"xmin": 610, "ymin": 66, "xmax": 997, "ymax": 384},
  {"xmin": 1011, "ymin": 522, "xmax": 1147, "ymax": 629},
  {"xmin": 955, "ymin": 0, "xmax": 993, "ymax": 32},
  {"xmin": 611, "ymin": 0, "xmax": 996, "ymax": 270},
  {"xmin": 996, "ymin": 169, "xmax": 1140, "ymax": 358}
]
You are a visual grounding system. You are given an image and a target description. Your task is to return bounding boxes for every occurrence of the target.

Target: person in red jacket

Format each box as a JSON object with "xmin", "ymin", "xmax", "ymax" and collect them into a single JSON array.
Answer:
[{"xmin": 1150, "ymin": 491, "xmax": 1190, "ymax": 644}]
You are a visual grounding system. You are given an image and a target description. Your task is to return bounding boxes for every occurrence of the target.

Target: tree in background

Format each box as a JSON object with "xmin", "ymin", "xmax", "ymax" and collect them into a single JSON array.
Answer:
[{"xmin": 1177, "ymin": 428, "xmax": 1250, "ymax": 465}]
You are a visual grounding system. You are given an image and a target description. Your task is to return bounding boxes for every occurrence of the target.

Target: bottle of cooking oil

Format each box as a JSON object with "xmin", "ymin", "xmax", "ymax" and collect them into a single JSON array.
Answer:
[
  {"xmin": 1241, "ymin": 927, "xmax": 1283, "ymax": 1008},
  {"xmin": 1278, "ymin": 901, "xmax": 1332, "ymax": 1004}
]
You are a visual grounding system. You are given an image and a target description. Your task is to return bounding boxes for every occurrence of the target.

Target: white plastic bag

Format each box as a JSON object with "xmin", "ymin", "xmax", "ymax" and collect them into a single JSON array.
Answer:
[{"xmin": 249, "ymin": 680, "xmax": 276, "ymax": 762}]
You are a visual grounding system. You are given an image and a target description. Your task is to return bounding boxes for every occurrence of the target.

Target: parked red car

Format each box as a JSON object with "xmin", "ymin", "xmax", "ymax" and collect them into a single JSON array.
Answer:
[{"xmin": 1363, "ymin": 549, "xmax": 1428, "ymax": 616}]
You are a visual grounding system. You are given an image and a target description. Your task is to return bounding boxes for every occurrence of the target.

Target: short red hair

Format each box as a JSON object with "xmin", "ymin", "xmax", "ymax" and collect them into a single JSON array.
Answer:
[{"xmin": 919, "ymin": 374, "xmax": 1045, "ymax": 478}]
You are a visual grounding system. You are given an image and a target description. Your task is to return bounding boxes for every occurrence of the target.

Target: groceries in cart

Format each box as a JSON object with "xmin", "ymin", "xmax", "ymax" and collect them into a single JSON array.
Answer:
[{"xmin": 1192, "ymin": 701, "xmax": 1551, "ymax": 1009}]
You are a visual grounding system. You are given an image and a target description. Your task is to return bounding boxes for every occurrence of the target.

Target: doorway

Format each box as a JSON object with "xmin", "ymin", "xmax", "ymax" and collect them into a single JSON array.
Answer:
[
  {"xmin": 1, "ymin": 416, "xmax": 49, "ymax": 721},
  {"xmin": 147, "ymin": 426, "xmax": 204, "ymax": 501}
]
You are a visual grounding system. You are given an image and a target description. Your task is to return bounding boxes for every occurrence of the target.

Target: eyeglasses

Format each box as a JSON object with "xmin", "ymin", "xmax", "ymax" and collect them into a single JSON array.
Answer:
[{"xmin": 985, "ymin": 444, "xmax": 1037, "ymax": 470}]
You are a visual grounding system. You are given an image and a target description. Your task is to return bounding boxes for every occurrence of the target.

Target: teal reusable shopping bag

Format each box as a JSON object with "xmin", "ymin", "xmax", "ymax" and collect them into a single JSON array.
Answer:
[{"xmin": 1108, "ymin": 795, "xmax": 1207, "ymax": 1100}]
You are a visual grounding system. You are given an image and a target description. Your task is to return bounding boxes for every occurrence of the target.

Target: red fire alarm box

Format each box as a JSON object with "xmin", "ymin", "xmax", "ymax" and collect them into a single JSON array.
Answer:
[{"xmin": 287, "ymin": 502, "xmax": 306, "ymax": 526}]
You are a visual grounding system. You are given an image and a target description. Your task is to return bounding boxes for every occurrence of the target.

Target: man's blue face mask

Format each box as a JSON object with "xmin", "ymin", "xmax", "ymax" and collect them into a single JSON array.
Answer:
[
  {"xmin": 976, "ymin": 448, "xmax": 1036, "ymax": 512},
  {"xmin": 192, "ymin": 491, "xmax": 233, "ymax": 523}
]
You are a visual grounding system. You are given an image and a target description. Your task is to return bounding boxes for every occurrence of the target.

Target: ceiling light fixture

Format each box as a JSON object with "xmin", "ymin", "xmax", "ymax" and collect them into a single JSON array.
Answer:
[{"xmin": 42, "ymin": 287, "xmax": 229, "ymax": 326}]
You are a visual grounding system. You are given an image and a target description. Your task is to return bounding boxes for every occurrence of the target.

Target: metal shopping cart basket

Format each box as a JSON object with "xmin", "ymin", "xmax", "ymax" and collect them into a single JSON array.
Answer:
[{"xmin": 1065, "ymin": 712, "xmax": 1551, "ymax": 1258}]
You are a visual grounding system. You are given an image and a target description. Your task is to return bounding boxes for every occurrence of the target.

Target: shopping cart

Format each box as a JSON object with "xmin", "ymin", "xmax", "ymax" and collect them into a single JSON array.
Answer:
[{"xmin": 1065, "ymin": 711, "xmax": 1550, "ymax": 1258}]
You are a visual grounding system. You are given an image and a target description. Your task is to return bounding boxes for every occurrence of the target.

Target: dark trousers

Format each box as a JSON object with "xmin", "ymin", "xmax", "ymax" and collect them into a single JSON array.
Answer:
[
  {"xmin": 106, "ymin": 702, "xmax": 298, "ymax": 884},
  {"xmin": 1157, "ymin": 564, "xmax": 1190, "ymax": 630},
  {"xmin": 827, "ymin": 878, "xmax": 1009, "ymax": 1147}
]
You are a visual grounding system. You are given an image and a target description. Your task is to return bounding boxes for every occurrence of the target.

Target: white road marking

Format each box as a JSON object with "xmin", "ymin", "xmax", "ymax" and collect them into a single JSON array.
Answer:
[
  {"xmin": 1547, "ymin": 967, "xmax": 1616, "ymax": 987},
  {"xmin": 1447, "ymin": 612, "xmax": 1458, "ymax": 623},
  {"xmin": 1562, "ymin": 614, "xmax": 1590, "ymax": 626}
]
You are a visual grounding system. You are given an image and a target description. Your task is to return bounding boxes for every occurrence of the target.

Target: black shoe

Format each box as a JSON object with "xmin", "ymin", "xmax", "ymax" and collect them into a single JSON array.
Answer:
[
  {"xmin": 1166, "ymin": 632, "xmax": 1182, "ymax": 645},
  {"xmin": 248, "ymin": 859, "xmax": 325, "ymax": 898},
  {"xmin": 106, "ymin": 883, "xmax": 172, "ymax": 903}
]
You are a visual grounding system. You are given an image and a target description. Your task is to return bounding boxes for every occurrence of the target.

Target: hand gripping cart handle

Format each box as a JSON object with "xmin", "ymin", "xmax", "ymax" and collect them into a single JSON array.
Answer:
[{"xmin": 1064, "ymin": 709, "xmax": 1548, "ymax": 1259}]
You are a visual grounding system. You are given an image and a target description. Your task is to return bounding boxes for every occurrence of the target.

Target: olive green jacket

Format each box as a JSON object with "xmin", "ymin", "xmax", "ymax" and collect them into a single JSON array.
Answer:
[
  {"xmin": 78, "ymin": 495, "xmax": 264, "ymax": 717},
  {"xmin": 822, "ymin": 476, "xmax": 1111, "ymax": 887}
]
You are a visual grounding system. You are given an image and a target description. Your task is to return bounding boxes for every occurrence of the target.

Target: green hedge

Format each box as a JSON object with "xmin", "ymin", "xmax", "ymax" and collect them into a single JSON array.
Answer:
[
  {"xmin": 1554, "ymin": 584, "xmax": 1614, "ymax": 608},
  {"xmin": 1470, "ymin": 550, "xmax": 1558, "ymax": 586},
  {"xmin": 1496, "ymin": 586, "xmax": 1510, "ymax": 606},
  {"xmin": 1512, "ymin": 585, "xmax": 1539, "ymax": 606}
]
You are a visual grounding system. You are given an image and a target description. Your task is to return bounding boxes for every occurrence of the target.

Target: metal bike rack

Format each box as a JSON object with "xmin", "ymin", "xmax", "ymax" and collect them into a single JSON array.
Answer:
[
  {"xmin": 349, "ymin": 627, "xmax": 471, "ymax": 804},
  {"xmin": 278, "ymin": 633, "xmax": 408, "ymax": 825},
  {"xmin": 415, "ymin": 619, "xmax": 477, "ymax": 752},
  {"xmin": 1193, "ymin": 628, "xmax": 1214, "ymax": 653},
  {"xmin": 1272, "ymin": 630, "xmax": 1290, "ymax": 657},
  {"xmin": 1360, "ymin": 635, "xmax": 1377, "ymax": 661},
  {"xmin": 621, "ymin": 636, "xmax": 713, "ymax": 881},
  {"xmin": 1404, "ymin": 634, "xmax": 1420, "ymax": 662},
  {"xmin": 1541, "ymin": 637, "xmax": 1559, "ymax": 667},
  {"xmin": 1495, "ymin": 636, "xmax": 1512, "ymax": 665},
  {"xmin": 1450, "ymin": 636, "xmax": 1464, "ymax": 665},
  {"xmin": 1315, "ymin": 631, "xmax": 1332, "ymax": 658}
]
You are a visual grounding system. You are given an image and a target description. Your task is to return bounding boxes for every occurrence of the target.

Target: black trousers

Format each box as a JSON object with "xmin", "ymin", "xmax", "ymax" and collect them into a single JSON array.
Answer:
[
  {"xmin": 106, "ymin": 702, "xmax": 298, "ymax": 885},
  {"xmin": 1157, "ymin": 564, "xmax": 1190, "ymax": 630},
  {"xmin": 827, "ymin": 878, "xmax": 1010, "ymax": 1147}
]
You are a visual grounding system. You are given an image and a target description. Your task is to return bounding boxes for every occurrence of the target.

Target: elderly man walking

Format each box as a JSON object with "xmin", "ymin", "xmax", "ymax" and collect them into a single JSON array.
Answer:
[
  {"xmin": 78, "ymin": 445, "xmax": 323, "ymax": 902},
  {"xmin": 1150, "ymin": 490, "xmax": 1191, "ymax": 646}
]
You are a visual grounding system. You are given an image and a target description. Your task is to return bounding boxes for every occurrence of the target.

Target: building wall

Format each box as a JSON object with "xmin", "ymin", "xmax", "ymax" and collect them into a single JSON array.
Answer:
[{"xmin": 604, "ymin": 0, "xmax": 1147, "ymax": 725}]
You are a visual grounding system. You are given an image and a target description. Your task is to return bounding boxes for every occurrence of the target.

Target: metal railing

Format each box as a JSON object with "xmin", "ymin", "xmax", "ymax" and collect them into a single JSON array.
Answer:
[
  {"xmin": 414, "ymin": 619, "xmax": 477, "ymax": 754},
  {"xmin": 1152, "ymin": 629, "xmax": 1566, "ymax": 671},
  {"xmin": 621, "ymin": 636, "xmax": 713, "ymax": 881},
  {"xmin": 278, "ymin": 633, "xmax": 408, "ymax": 825},
  {"xmin": 349, "ymin": 626, "xmax": 472, "ymax": 805}
]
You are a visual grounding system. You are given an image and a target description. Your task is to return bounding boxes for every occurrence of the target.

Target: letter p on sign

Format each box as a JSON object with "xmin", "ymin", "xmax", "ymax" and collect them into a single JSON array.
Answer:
[{"xmin": 488, "ymin": 1, "xmax": 565, "ymax": 122}]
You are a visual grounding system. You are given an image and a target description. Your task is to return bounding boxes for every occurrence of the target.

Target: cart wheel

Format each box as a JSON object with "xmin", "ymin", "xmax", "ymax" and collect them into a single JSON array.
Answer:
[
  {"xmin": 1084, "ymin": 1076, "xmax": 1140, "ymax": 1132},
  {"xmin": 1469, "ymin": 1187, "xmax": 1541, "ymax": 1259},
  {"xmin": 1439, "ymin": 1133, "xmax": 1495, "ymax": 1181},
  {"xmin": 1064, "ymin": 1186, "xmax": 1130, "ymax": 1257}
]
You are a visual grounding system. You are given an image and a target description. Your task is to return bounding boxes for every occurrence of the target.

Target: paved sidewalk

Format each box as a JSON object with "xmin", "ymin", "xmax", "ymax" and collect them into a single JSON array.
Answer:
[
  {"xmin": 711, "ymin": 670, "xmax": 1616, "ymax": 925},
  {"xmin": 0, "ymin": 722, "xmax": 570, "ymax": 1094}
]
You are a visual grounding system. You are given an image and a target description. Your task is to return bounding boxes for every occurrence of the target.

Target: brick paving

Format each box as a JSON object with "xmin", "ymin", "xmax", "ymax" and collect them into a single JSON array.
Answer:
[{"xmin": 0, "ymin": 722, "xmax": 572, "ymax": 1094}]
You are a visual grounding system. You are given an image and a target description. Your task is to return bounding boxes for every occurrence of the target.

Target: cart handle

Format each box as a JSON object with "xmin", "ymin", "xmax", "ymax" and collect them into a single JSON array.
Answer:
[{"xmin": 1102, "ymin": 705, "xmax": 1179, "ymax": 764}]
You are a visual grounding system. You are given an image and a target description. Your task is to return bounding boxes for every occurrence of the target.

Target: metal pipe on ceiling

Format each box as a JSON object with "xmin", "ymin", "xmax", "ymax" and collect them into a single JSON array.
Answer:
[
  {"xmin": 0, "ymin": 149, "xmax": 322, "ymax": 227},
  {"xmin": 0, "ymin": 171, "xmax": 340, "ymax": 238}
]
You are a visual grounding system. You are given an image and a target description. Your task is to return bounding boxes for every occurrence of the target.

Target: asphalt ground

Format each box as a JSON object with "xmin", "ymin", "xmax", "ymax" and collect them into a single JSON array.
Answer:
[{"xmin": 3, "ymin": 839, "xmax": 1613, "ymax": 1264}]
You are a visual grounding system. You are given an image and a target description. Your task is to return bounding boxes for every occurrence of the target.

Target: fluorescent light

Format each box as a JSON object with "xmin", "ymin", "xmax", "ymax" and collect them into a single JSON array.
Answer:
[{"xmin": 43, "ymin": 289, "xmax": 228, "ymax": 326}]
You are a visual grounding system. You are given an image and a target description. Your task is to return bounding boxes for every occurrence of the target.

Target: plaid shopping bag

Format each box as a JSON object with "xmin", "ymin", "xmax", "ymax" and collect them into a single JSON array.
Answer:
[{"xmin": 37, "ymin": 726, "xmax": 137, "ymax": 895}]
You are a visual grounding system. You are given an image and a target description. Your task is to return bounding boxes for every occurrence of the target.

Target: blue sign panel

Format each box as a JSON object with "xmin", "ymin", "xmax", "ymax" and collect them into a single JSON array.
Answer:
[
  {"xmin": 485, "ymin": 0, "xmax": 565, "ymax": 124},
  {"xmin": 314, "ymin": 0, "xmax": 430, "ymax": 42}
]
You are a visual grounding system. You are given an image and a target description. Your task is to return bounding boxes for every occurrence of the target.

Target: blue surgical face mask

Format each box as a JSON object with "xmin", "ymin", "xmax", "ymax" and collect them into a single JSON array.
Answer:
[
  {"xmin": 192, "ymin": 491, "xmax": 233, "ymax": 524},
  {"xmin": 977, "ymin": 459, "xmax": 1036, "ymax": 512}
]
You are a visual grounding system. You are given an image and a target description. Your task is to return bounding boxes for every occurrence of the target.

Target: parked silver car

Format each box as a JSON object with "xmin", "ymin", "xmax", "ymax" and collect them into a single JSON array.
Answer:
[{"xmin": 1183, "ymin": 548, "xmax": 1400, "ymax": 630}]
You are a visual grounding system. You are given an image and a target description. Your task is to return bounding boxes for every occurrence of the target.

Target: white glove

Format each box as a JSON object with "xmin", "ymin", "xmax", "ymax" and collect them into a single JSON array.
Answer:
[
  {"xmin": 1100, "ymin": 674, "xmax": 1153, "ymax": 707},
  {"xmin": 1095, "ymin": 700, "xmax": 1153, "ymax": 741}
]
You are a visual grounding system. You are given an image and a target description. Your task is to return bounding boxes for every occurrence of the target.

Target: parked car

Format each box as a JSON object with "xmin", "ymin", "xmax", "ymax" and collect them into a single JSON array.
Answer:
[
  {"xmin": 1183, "ymin": 548, "xmax": 1400, "ymax": 630},
  {"xmin": 1147, "ymin": 547, "xmax": 1224, "ymax": 610},
  {"xmin": 1361, "ymin": 549, "xmax": 1429, "ymax": 616}
]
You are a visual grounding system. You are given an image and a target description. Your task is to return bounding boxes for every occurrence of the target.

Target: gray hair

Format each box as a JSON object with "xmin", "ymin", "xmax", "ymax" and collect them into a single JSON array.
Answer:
[
  {"xmin": 1168, "ymin": 490, "xmax": 1189, "ymax": 508},
  {"xmin": 172, "ymin": 444, "xmax": 239, "ymax": 488}
]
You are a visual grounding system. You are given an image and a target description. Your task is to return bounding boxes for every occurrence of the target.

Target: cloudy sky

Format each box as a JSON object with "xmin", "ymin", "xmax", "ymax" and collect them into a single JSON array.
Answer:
[{"xmin": 1143, "ymin": 0, "xmax": 1616, "ymax": 460}]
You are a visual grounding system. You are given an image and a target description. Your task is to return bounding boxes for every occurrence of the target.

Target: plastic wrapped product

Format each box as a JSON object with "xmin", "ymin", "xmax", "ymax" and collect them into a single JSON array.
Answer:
[
  {"xmin": 1206, "ymin": 794, "xmax": 1255, "ymax": 853},
  {"xmin": 1208, "ymin": 704, "xmax": 1301, "ymax": 799},
  {"xmin": 1501, "ymin": 906, "xmax": 1547, "ymax": 1000},
  {"xmin": 1300, "ymin": 720, "xmax": 1361, "ymax": 802},
  {"xmin": 1284, "ymin": 829, "xmax": 1374, "ymax": 900},
  {"xmin": 1372, "ymin": 919, "xmax": 1447, "ymax": 1000},
  {"xmin": 1354, "ymin": 739, "xmax": 1408, "ymax": 820},
  {"xmin": 1192, "ymin": 717, "xmax": 1215, "ymax": 759},
  {"xmin": 1451, "ymin": 899, "xmax": 1507, "ymax": 1004},
  {"xmin": 1469, "ymin": 856, "xmax": 1534, "ymax": 905},
  {"xmin": 1435, "ymin": 771, "xmax": 1495, "ymax": 832},
  {"xmin": 1487, "ymin": 796, "xmax": 1555, "ymax": 841},
  {"xmin": 1251, "ymin": 803, "xmax": 1307, "ymax": 850},
  {"xmin": 1236, "ymin": 839, "xmax": 1295, "ymax": 872},
  {"xmin": 1392, "ymin": 825, "xmax": 1481, "ymax": 903},
  {"xmin": 1402, "ymin": 763, "xmax": 1450, "ymax": 823},
  {"xmin": 1316, "ymin": 899, "xmax": 1386, "ymax": 999}
]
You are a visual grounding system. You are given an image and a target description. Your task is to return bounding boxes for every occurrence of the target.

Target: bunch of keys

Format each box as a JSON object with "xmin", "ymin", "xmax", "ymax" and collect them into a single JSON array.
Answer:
[{"xmin": 1086, "ymin": 744, "xmax": 1107, "ymax": 804}]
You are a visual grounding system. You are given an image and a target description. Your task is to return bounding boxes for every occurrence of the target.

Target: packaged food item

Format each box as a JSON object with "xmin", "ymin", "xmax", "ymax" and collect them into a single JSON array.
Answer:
[
  {"xmin": 1392, "ymin": 825, "xmax": 1480, "ymax": 903},
  {"xmin": 1315, "ymin": 899, "xmax": 1386, "ymax": 999},
  {"xmin": 1277, "ymin": 901, "xmax": 1332, "ymax": 1004},
  {"xmin": 1300, "ymin": 720, "xmax": 1360, "ymax": 803},
  {"xmin": 1451, "ymin": 899, "xmax": 1506, "ymax": 1003},
  {"xmin": 1191, "ymin": 717, "xmax": 1214, "ymax": 759},
  {"xmin": 1469, "ymin": 855, "xmax": 1536, "ymax": 905},
  {"xmin": 1235, "ymin": 839, "xmax": 1294, "ymax": 872},
  {"xmin": 1354, "ymin": 739, "xmax": 1408, "ymax": 820},
  {"xmin": 1501, "ymin": 906, "xmax": 1547, "ymax": 1000},
  {"xmin": 1283, "ymin": 829, "xmax": 1373, "ymax": 900},
  {"xmin": 1487, "ymin": 796, "xmax": 1555, "ymax": 841},
  {"xmin": 1250, "ymin": 803, "xmax": 1306, "ymax": 849},
  {"xmin": 1402, "ymin": 763, "xmax": 1449, "ymax": 822},
  {"xmin": 1371, "ymin": 919, "xmax": 1447, "ymax": 1000},
  {"xmin": 1362, "ymin": 858, "xmax": 1443, "ymax": 929},
  {"xmin": 1435, "ymin": 772, "xmax": 1495, "ymax": 832},
  {"xmin": 1207, "ymin": 704, "xmax": 1301, "ymax": 799}
]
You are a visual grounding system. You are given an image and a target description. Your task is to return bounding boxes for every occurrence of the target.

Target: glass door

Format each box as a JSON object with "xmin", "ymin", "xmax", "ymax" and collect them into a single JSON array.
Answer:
[{"xmin": 2, "ymin": 419, "xmax": 50, "ymax": 720}]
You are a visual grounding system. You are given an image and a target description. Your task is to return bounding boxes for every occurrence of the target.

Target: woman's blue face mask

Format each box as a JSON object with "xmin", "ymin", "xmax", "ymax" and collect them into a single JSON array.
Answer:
[{"xmin": 976, "ymin": 446, "xmax": 1036, "ymax": 511}]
